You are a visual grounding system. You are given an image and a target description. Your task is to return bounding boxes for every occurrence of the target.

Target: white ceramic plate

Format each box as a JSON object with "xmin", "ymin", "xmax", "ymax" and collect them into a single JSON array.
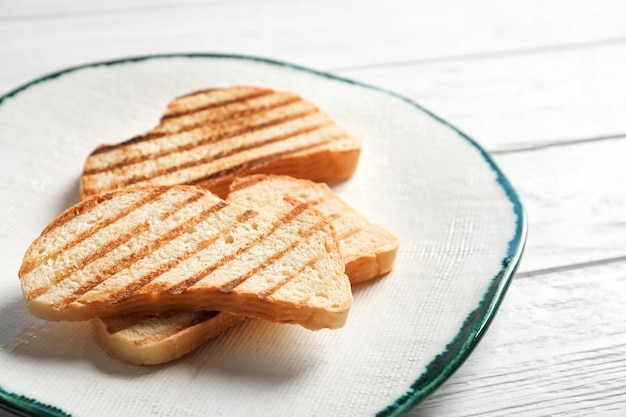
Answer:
[{"xmin": 0, "ymin": 54, "xmax": 526, "ymax": 417}]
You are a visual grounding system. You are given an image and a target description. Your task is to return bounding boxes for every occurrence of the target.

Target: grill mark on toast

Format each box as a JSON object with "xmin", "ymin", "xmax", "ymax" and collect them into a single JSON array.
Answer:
[
  {"xmin": 167, "ymin": 202, "xmax": 309, "ymax": 295},
  {"xmin": 40, "ymin": 192, "xmax": 117, "ymax": 236},
  {"xmin": 189, "ymin": 136, "xmax": 342, "ymax": 188},
  {"xmin": 29, "ymin": 221, "xmax": 151, "ymax": 302},
  {"xmin": 26, "ymin": 287, "xmax": 51, "ymax": 302},
  {"xmin": 229, "ymin": 179, "xmax": 331, "ymax": 218},
  {"xmin": 300, "ymin": 196, "xmax": 327, "ymax": 207},
  {"xmin": 140, "ymin": 311, "xmax": 221, "ymax": 344},
  {"xmin": 121, "ymin": 123, "xmax": 332, "ymax": 187},
  {"xmin": 107, "ymin": 236, "xmax": 221, "ymax": 303},
  {"xmin": 229, "ymin": 178, "xmax": 316, "ymax": 198},
  {"xmin": 104, "ymin": 311, "xmax": 220, "ymax": 336},
  {"xmin": 325, "ymin": 213, "xmax": 341, "ymax": 222},
  {"xmin": 84, "ymin": 106, "xmax": 318, "ymax": 174},
  {"xmin": 90, "ymin": 95, "xmax": 302, "ymax": 155},
  {"xmin": 103, "ymin": 315, "xmax": 150, "ymax": 334},
  {"xmin": 159, "ymin": 191, "xmax": 205, "ymax": 220},
  {"xmin": 220, "ymin": 218, "xmax": 329, "ymax": 293},
  {"xmin": 21, "ymin": 188, "xmax": 167, "ymax": 277},
  {"xmin": 158, "ymin": 93, "xmax": 301, "ymax": 132},
  {"xmin": 228, "ymin": 175, "xmax": 269, "ymax": 192},
  {"xmin": 161, "ymin": 90, "xmax": 272, "ymax": 120},
  {"xmin": 258, "ymin": 254, "xmax": 324, "ymax": 299},
  {"xmin": 338, "ymin": 227, "xmax": 363, "ymax": 241},
  {"xmin": 240, "ymin": 209, "xmax": 258, "ymax": 221},
  {"xmin": 64, "ymin": 201, "xmax": 229, "ymax": 306},
  {"xmin": 105, "ymin": 202, "xmax": 251, "ymax": 303}
]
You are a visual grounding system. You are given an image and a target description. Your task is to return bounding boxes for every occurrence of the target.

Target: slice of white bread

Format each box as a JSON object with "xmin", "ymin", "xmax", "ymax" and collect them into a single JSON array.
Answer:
[
  {"xmin": 92, "ymin": 175, "xmax": 398, "ymax": 365},
  {"xmin": 92, "ymin": 311, "xmax": 245, "ymax": 365},
  {"xmin": 228, "ymin": 175, "xmax": 399, "ymax": 284},
  {"xmin": 81, "ymin": 86, "xmax": 361, "ymax": 199},
  {"xmin": 18, "ymin": 185, "xmax": 352, "ymax": 330}
]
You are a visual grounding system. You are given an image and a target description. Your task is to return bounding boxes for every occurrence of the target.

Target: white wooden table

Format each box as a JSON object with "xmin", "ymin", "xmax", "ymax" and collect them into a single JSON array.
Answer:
[{"xmin": 1, "ymin": 1, "xmax": 625, "ymax": 415}]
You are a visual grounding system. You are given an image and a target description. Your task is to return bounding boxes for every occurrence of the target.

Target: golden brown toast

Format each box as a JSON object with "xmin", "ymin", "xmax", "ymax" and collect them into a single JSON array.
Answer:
[
  {"xmin": 93, "ymin": 311, "xmax": 244, "ymax": 365},
  {"xmin": 93, "ymin": 175, "xmax": 398, "ymax": 364},
  {"xmin": 228, "ymin": 175, "xmax": 399, "ymax": 284},
  {"xmin": 19, "ymin": 185, "xmax": 352, "ymax": 330},
  {"xmin": 81, "ymin": 86, "xmax": 361, "ymax": 198}
]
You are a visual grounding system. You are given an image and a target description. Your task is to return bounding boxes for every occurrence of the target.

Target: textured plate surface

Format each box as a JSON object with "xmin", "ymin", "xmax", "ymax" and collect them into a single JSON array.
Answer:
[{"xmin": 0, "ymin": 54, "xmax": 525, "ymax": 417}]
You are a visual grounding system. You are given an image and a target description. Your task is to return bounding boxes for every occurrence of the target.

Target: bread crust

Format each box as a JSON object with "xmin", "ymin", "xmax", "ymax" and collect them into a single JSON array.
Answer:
[
  {"xmin": 228, "ymin": 175, "xmax": 399, "ymax": 284},
  {"xmin": 23, "ymin": 87, "xmax": 405, "ymax": 364},
  {"xmin": 80, "ymin": 86, "xmax": 361, "ymax": 198},
  {"xmin": 19, "ymin": 185, "xmax": 351, "ymax": 330},
  {"xmin": 93, "ymin": 175, "xmax": 398, "ymax": 364},
  {"xmin": 92, "ymin": 312, "xmax": 245, "ymax": 365}
]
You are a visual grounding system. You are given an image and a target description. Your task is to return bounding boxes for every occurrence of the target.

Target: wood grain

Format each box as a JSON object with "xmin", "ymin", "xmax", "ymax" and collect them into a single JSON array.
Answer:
[
  {"xmin": 3, "ymin": 1, "xmax": 626, "ymax": 95},
  {"xmin": 2, "ymin": 1, "xmax": 626, "ymax": 416},
  {"xmin": 337, "ymin": 41, "xmax": 626, "ymax": 151},
  {"xmin": 411, "ymin": 261, "xmax": 626, "ymax": 416},
  {"xmin": 493, "ymin": 138, "xmax": 626, "ymax": 274}
]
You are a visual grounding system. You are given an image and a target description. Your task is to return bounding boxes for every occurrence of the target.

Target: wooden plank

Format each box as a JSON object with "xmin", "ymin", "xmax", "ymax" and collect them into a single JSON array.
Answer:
[
  {"xmin": 337, "ymin": 42, "xmax": 626, "ymax": 151},
  {"xmin": 409, "ymin": 261, "xmax": 626, "ymax": 416},
  {"xmin": 2, "ymin": 1, "xmax": 626, "ymax": 95},
  {"xmin": 0, "ymin": 2, "xmax": 623, "ymax": 417},
  {"xmin": 492, "ymin": 137, "xmax": 626, "ymax": 273},
  {"xmin": 0, "ymin": 0, "xmax": 224, "ymax": 18}
]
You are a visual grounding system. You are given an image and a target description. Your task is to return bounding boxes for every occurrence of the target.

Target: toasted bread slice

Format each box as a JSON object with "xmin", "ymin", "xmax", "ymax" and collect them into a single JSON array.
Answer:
[
  {"xmin": 228, "ymin": 175, "xmax": 399, "ymax": 284},
  {"xmin": 81, "ymin": 86, "xmax": 361, "ymax": 198},
  {"xmin": 19, "ymin": 185, "xmax": 351, "ymax": 330},
  {"xmin": 93, "ymin": 311, "xmax": 245, "ymax": 365},
  {"xmin": 92, "ymin": 175, "xmax": 398, "ymax": 365}
]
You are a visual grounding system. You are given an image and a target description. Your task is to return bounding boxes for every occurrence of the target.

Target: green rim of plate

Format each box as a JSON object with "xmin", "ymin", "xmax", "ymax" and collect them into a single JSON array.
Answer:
[{"xmin": 0, "ymin": 53, "xmax": 527, "ymax": 417}]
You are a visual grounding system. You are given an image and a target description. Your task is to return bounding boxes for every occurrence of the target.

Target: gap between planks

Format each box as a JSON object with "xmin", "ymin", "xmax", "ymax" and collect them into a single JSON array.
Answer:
[
  {"xmin": 490, "ymin": 132, "xmax": 626, "ymax": 155},
  {"xmin": 0, "ymin": 0, "xmax": 236, "ymax": 22},
  {"xmin": 329, "ymin": 37, "xmax": 626, "ymax": 71},
  {"xmin": 515, "ymin": 255, "xmax": 626, "ymax": 279}
]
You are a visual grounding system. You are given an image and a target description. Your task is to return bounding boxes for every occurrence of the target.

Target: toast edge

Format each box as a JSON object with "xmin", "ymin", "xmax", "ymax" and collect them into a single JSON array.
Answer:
[{"xmin": 92, "ymin": 312, "xmax": 245, "ymax": 365}]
